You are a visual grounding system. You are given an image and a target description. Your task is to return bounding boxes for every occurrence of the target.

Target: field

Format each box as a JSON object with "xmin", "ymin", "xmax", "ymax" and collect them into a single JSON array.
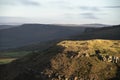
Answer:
[
  {"xmin": 0, "ymin": 58, "xmax": 16, "ymax": 64},
  {"xmin": 0, "ymin": 51, "xmax": 31, "ymax": 64}
]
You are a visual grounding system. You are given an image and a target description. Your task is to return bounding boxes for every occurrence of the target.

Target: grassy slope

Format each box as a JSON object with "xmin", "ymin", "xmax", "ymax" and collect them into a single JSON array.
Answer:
[
  {"xmin": 0, "ymin": 58, "xmax": 16, "ymax": 64},
  {"xmin": 0, "ymin": 51, "xmax": 30, "ymax": 58},
  {"xmin": 0, "ymin": 39, "xmax": 120, "ymax": 80},
  {"xmin": 0, "ymin": 40, "xmax": 59, "ymax": 64},
  {"xmin": 44, "ymin": 39, "xmax": 120, "ymax": 80},
  {"xmin": 58, "ymin": 39, "xmax": 120, "ymax": 56},
  {"xmin": 0, "ymin": 51, "xmax": 31, "ymax": 64}
]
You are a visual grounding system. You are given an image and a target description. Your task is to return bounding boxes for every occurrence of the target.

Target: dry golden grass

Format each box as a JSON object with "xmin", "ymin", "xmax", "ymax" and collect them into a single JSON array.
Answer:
[
  {"xmin": 57, "ymin": 39, "xmax": 120, "ymax": 56},
  {"xmin": 42, "ymin": 39, "xmax": 120, "ymax": 80}
]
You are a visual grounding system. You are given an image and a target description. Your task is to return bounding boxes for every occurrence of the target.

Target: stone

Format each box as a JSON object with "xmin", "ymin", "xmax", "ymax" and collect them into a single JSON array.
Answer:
[
  {"xmin": 74, "ymin": 76, "xmax": 78, "ymax": 80},
  {"xmin": 115, "ymin": 56, "xmax": 119, "ymax": 63},
  {"xmin": 107, "ymin": 56, "xmax": 112, "ymax": 62},
  {"xmin": 112, "ymin": 56, "xmax": 116, "ymax": 63},
  {"xmin": 100, "ymin": 55, "xmax": 119, "ymax": 63},
  {"xmin": 103, "ymin": 56, "xmax": 106, "ymax": 61},
  {"xmin": 48, "ymin": 74, "xmax": 51, "ymax": 78},
  {"xmin": 76, "ymin": 52, "xmax": 81, "ymax": 58},
  {"xmin": 85, "ymin": 53, "xmax": 90, "ymax": 57},
  {"xmin": 65, "ymin": 78, "xmax": 68, "ymax": 80},
  {"xmin": 70, "ymin": 56, "xmax": 74, "ymax": 59},
  {"xmin": 58, "ymin": 75, "xmax": 61, "ymax": 80}
]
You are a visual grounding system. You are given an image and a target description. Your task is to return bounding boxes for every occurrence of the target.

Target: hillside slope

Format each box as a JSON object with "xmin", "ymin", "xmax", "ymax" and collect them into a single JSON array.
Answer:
[
  {"xmin": 0, "ymin": 25, "xmax": 19, "ymax": 29},
  {"xmin": 0, "ymin": 24, "xmax": 85, "ymax": 50},
  {"xmin": 74, "ymin": 25, "xmax": 120, "ymax": 40},
  {"xmin": 0, "ymin": 39, "xmax": 120, "ymax": 80}
]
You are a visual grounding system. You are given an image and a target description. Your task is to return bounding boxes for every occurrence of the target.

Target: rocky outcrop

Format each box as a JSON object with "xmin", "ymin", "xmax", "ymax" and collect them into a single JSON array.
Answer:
[
  {"xmin": 95, "ymin": 50, "xmax": 119, "ymax": 63},
  {"xmin": 101, "ymin": 55, "xmax": 119, "ymax": 63}
]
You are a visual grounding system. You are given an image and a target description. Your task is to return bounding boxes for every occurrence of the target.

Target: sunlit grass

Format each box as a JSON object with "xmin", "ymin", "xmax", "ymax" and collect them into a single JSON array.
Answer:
[
  {"xmin": 58, "ymin": 39, "xmax": 120, "ymax": 56},
  {"xmin": 0, "ymin": 58, "xmax": 16, "ymax": 64},
  {"xmin": 0, "ymin": 51, "xmax": 31, "ymax": 58}
]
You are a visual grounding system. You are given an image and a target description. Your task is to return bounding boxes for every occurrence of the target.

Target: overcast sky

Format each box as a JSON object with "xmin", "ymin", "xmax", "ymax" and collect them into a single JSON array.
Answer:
[{"xmin": 0, "ymin": 0, "xmax": 120, "ymax": 25}]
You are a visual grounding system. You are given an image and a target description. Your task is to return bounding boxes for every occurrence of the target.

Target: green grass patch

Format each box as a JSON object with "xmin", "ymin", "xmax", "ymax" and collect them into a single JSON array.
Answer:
[
  {"xmin": 0, "ymin": 51, "xmax": 31, "ymax": 58},
  {"xmin": 0, "ymin": 58, "xmax": 16, "ymax": 64}
]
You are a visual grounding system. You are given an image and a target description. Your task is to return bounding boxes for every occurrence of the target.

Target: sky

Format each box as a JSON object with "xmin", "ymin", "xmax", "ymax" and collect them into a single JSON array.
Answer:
[{"xmin": 0, "ymin": 0, "xmax": 120, "ymax": 25}]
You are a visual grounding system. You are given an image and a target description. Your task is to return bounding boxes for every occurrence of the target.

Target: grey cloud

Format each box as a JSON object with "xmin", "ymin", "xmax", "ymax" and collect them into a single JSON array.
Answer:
[
  {"xmin": 64, "ymin": 12, "xmax": 99, "ymax": 19},
  {"xmin": 62, "ymin": 6, "xmax": 101, "ymax": 11},
  {"xmin": 0, "ymin": 0, "xmax": 40, "ymax": 6},
  {"xmin": 48, "ymin": 0, "xmax": 70, "ymax": 8},
  {"xmin": 104, "ymin": 6, "xmax": 120, "ymax": 8},
  {"xmin": 79, "ymin": 6, "xmax": 100, "ymax": 11},
  {"xmin": 0, "ymin": 0, "xmax": 16, "ymax": 5},
  {"xmin": 80, "ymin": 13, "xmax": 99, "ymax": 19},
  {"xmin": 19, "ymin": 0, "xmax": 40, "ymax": 6},
  {"xmin": 49, "ymin": 0, "xmax": 68, "ymax": 5}
]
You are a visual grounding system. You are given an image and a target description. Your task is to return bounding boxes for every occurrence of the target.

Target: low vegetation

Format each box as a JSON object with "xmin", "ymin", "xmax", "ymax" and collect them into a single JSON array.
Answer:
[
  {"xmin": 0, "ymin": 39, "xmax": 120, "ymax": 80},
  {"xmin": 42, "ymin": 39, "xmax": 120, "ymax": 80},
  {"xmin": 0, "ymin": 51, "xmax": 31, "ymax": 64},
  {"xmin": 0, "ymin": 51, "xmax": 30, "ymax": 58}
]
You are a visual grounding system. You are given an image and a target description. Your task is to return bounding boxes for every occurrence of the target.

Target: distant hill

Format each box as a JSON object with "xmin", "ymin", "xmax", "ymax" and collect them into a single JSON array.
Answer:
[
  {"xmin": 80, "ymin": 23, "xmax": 110, "ymax": 27},
  {"xmin": 0, "ymin": 25, "xmax": 19, "ymax": 29},
  {"xmin": 74, "ymin": 25, "xmax": 120, "ymax": 40},
  {"xmin": 55, "ymin": 23, "xmax": 109, "ymax": 27},
  {"xmin": 1, "ymin": 24, "xmax": 119, "ymax": 51},
  {"xmin": 0, "ymin": 24, "xmax": 86, "ymax": 50}
]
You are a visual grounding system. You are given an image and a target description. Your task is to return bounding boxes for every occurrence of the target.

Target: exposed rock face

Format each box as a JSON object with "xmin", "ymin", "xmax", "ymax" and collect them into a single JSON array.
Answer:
[
  {"xmin": 101, "ymin": 55, "xmax": 119, "ymax": 63},
  {"xmin": 94, "ymin": 49, "xmax": 119, "ymax": 63}
]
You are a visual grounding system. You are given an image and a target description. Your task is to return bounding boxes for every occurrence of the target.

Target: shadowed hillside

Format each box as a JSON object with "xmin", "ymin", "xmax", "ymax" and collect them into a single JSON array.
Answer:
[
  {"xmin": 74, "ymin": 25, "xmax": 120, "ymax": 40},
  {"xmin": 0, "ymin": 39, "xmax": 120, "ymax": 80},
  {"xmin": 0, "ymin": 24, "xmax": 86, "ymax": 50},
  {"xmin": 0, "ymin": 25, "xmax": 19, "ymax": 29}
]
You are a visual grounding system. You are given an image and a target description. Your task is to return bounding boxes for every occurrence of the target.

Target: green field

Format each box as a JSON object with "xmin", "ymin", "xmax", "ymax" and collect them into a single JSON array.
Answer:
[
  {"xmin": 0, "ymin": 51, "xmax": 31, "ymax": 64},
  {"xmin": 0, "ymin": 58, "xmax": 16, "ymax": 64},
  {"xmin": 0, "ymin": 51, "xmax": 31, "ymax": 58}
]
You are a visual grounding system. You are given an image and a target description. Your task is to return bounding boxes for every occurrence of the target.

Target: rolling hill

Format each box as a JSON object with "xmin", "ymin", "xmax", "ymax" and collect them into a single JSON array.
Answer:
[
  {"xmin": 0, "ymin": 24, "xmax": 119, "ymax": 59},
  {"xmin": 0, "ymin": 24, "xmax": 86, "ymax": 50},
  {"xmin": 0, "ymin": 25, "xmax": 20, "ymax": 29},
  {"xmin": 74, "ymin": 25, "xmax": 120, "ymax": 40}
]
